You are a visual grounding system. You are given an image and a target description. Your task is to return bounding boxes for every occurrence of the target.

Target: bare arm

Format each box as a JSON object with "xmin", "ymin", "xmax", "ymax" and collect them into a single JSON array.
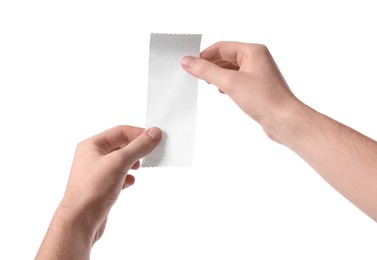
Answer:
[
  {"xmin": 273, "ymin": 100, "xmax": 377, "ymax": 220},
  {"xmin": 35, "ymin": 203, "xmax": 93, "ymax": 259},
  {"xmin": 181, "ymin": 42, "xmax": 377, "ymax": 221}
]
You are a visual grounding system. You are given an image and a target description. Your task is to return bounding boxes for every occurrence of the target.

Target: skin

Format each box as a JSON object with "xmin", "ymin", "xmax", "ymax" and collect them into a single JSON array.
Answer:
[
  {"xmin": 36, "ymin": 126, "xmax": 162, "ymax": 260},
  {"xmin": 37, "ymin": 41, "xmax": 377, "ymax": 259},
  {"xmin": 181, "ymin": 41, "xmax": 377, "ymax": 221}
]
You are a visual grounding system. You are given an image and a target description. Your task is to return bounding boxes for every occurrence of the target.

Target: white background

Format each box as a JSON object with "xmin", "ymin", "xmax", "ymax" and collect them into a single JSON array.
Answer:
[{"xmin": 1, "ymin": 0, "xmax": 376, "ymax": 259}]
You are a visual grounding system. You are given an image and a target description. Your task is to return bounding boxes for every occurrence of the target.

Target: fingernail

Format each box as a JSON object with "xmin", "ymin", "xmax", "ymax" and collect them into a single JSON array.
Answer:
[
  {"xmin": 146, "ymin": 127, "xmax": 162, "ymax": 141},
  {"xmin": 181, "ymin": 56, "xmax": 195, "ymax": 70}
]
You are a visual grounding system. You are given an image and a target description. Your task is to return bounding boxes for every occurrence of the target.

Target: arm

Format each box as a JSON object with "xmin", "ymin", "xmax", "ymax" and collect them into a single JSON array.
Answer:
[
  {"xmin": 181, "ymin": 42, "xmax": 377, "ymax": 221},
  {"xmin": 36, "ymin": 126, "xmax": 162, "ymax": 259},
  {"xmin": 273, "ymin": 101, "xmax": 377, "ymax": 220}
]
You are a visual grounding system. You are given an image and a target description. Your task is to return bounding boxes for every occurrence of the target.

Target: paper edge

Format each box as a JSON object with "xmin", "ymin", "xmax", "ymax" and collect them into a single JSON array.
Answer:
[{"xmin": 142, "ymin": 32, "xmax": 202, "ymax": 168}]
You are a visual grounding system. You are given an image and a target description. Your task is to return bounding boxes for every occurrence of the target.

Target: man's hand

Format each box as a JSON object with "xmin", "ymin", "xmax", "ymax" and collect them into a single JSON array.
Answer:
[
  {"xmin": 36, "ymin": 126, "xmax": 162, "ymax": 260},
  {"xmin": 182, "ymin": 41, "xmax": 377, "ymax": 222},
  {"xmin": 181, "ymin": 41, "xmax": 299, "ymax": 142}
]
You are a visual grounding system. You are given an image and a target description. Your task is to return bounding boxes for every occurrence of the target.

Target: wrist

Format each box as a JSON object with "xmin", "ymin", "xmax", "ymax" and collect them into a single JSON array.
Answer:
[
  {"xmin": 36, "ymin": 201, "xmax": 94, "ymax": 259},
  {"xmin": 55, "ymin": 198, "xmax": 97, "ymax": 246},
  {"xmin": 260, "ymin": 98, "xmax": 312, "ymax": 146}
]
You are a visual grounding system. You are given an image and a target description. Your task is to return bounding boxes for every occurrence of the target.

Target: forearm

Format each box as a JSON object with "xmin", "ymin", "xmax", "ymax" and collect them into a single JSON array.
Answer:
[
  {"xmin": 36, "ymin": 203, "xmax": 94, "ymax": 260},
  {"xmin": 267, "ymin": 100, "xmax": 377, "ymax": 221},
  {"xmin": 184, "ymin": 41, "xmax": 377, "ymax": 220}
]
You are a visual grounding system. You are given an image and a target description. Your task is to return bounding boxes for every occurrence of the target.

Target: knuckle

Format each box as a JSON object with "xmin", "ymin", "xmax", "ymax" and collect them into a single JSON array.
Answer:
[
  {"xmin": 194, "ymin": 59, "xmax": 212, "ymax": 76},
  {"xmin": 251, "ymin": 44, "xmax": 270, "ymax": 56},
  {"xmin": 217, "ymin": 41, "xmax": 228, "ymax": 47},
  {"xmin": 125, "ymin": 135, "xmax": 155, "ymax": 161},
  {"xmin": 221, "ymin": 72, "xmax": 236, "ymax": 88},
  {"xmin": 111, "ymin": 150, "xmax": 126, "ymax": 164},
  {"xmin": 139, "ymin": 135, "xmax": 155, "ymax": 152},
  {"xmin": 76, "ymin": 140, "xmax": 87, "ymax": 152}
]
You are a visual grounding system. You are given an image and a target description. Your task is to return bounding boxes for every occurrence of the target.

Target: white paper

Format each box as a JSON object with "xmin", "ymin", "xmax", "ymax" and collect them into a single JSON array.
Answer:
[{"xmin": 142, "ymin": 33, "xmax": 202, "ymax": 167}]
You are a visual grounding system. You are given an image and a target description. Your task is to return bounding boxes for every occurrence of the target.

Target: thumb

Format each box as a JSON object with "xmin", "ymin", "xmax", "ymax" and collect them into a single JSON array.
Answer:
[
  {"xmin": 119, "ymin": 127, "xmax": 162, "ymax": 167},
  {"xmin": 181, "ymin": 56, "xmax": 237, "ymax": 92}
]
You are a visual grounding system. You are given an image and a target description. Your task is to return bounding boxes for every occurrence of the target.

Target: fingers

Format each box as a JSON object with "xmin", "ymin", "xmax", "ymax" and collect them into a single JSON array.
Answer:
[
  {"xmin": 131, "ymin": 160, "xmax": 141, "ymax": 170},
  {"xmin": 200, "ymin": 41, "xmax": 248, "ymax": 64},
  {"xmin": 118, "ymin": 127, "xmax": 162, "ymax": 167},
  {"xmin": 181, "ymin": 56, "xmax": 238, "ymax": 93},
  {"xmin": 215, "ymin": 60, "xmax": 240, "ymax": 70},
  {"xmin": 181, "ymin": 42, "xmax": 252, "ymax": 92},
  {"xmin": 122, "ymin": 174, "xmax": 135, "ymax": 189},
  {"xmin": 91, "ymin": 125, "xmax": 145, "ymax": 154}
]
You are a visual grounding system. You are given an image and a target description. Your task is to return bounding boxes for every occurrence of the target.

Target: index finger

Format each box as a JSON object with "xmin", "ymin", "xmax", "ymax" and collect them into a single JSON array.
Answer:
[{"xmin": 200, "ymin": 41, "xmax": 249, "ymax": 66}]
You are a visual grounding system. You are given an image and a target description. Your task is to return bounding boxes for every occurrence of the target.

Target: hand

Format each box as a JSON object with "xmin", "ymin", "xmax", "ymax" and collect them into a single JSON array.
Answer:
[
  {"xmin": 182, "ymin": 42, "xmax": 377, "ymax": 222},
  {"xmin": 36, "ymin": 126, "xmax": 161, "ymax": 259},
  {"xmin": 63, "ymin": 125, "xmax": 161, "ymax": 242},
  {"xmin": 181, "ymin": 41, "xmax": 300, "ymax": 141}
]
